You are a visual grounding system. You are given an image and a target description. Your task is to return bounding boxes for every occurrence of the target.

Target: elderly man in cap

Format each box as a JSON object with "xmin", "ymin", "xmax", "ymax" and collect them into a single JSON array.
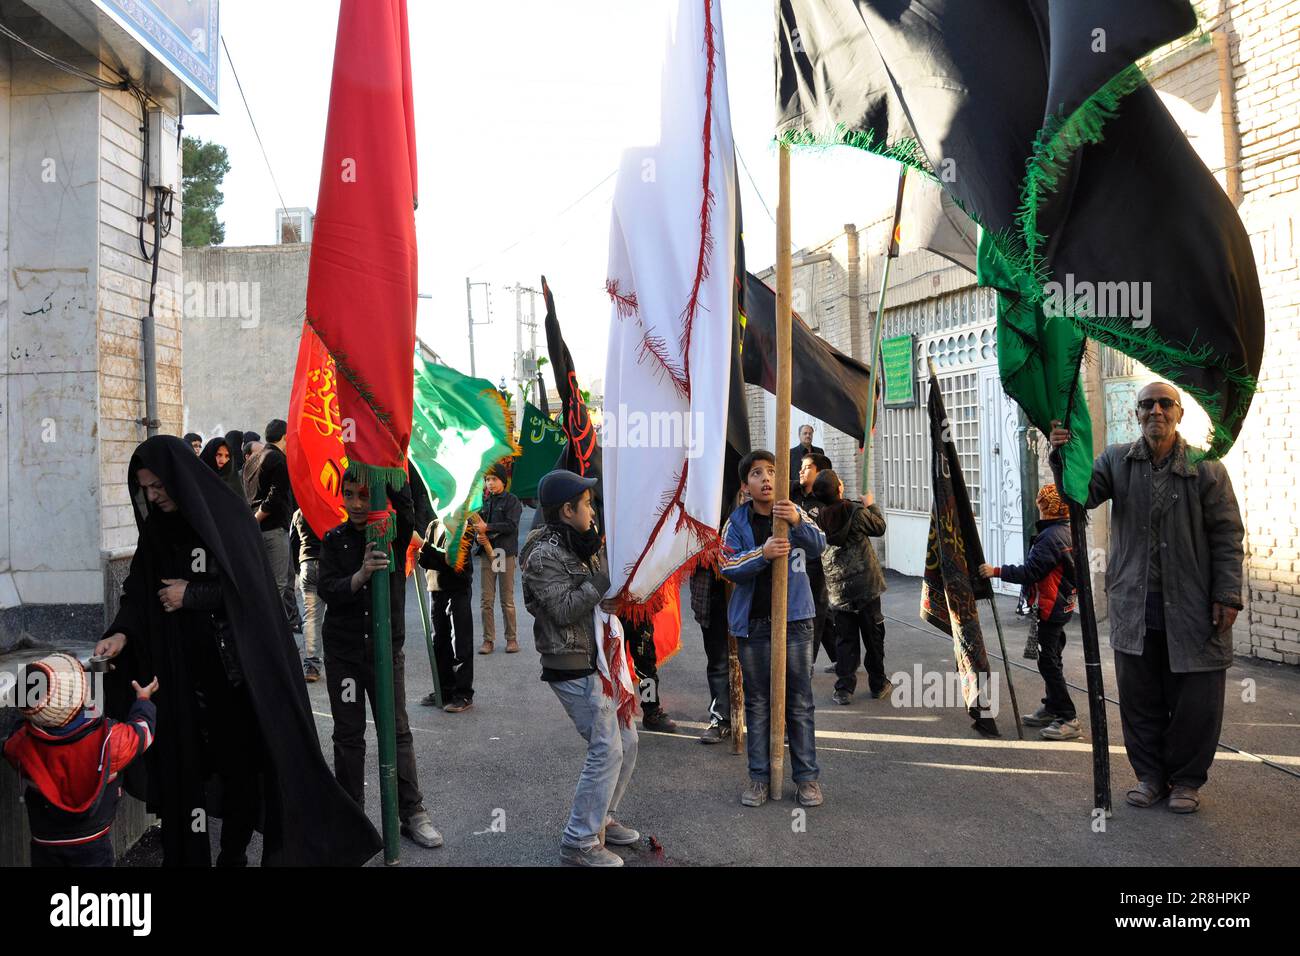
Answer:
[
  {"xmin": 520, "ymin": 469, "xmax": 640, "ymax": 867},
  {"xmin": 1050, "ymin": 380, "xmax": 1244, "ymax": 813}
]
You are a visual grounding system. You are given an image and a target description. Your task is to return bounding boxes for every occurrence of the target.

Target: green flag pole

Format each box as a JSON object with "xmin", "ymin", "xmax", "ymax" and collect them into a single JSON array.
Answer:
[
  {"xmin": 368, "ymin": 479, "xmax": 401, "ymax": 865},
  {"xmin": 413, "ymin": 568, "xmax": 444, "ymax": 709},
  {"xmin": 861, "ymin": 166, "xmax": 908, "ymax": 497}
]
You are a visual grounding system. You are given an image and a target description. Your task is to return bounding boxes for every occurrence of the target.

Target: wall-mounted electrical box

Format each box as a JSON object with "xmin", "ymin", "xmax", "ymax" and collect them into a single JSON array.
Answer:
[{"xmin": 147, "ymin": 110, "xmax": 180, "ymax": 192}]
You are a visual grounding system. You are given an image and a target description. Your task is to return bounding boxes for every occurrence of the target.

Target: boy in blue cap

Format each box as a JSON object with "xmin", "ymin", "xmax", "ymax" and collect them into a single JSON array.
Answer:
[{"xmin": 520, "ymin": 469, "xmax": 639, "ymax": 867}]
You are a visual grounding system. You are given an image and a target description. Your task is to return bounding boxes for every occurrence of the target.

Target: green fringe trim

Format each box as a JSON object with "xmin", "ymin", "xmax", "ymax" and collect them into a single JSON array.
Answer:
[
  {"xmin": 992, "ymin": 64, "xmax": 1257, "ymax": 460},
  {"xmin": 776, "ymin": 124, "xmax": 937, "ymax": 180},
  {"xmin": 1016, "ymin": 64, "xmax": 1149, "ymax": 280}
]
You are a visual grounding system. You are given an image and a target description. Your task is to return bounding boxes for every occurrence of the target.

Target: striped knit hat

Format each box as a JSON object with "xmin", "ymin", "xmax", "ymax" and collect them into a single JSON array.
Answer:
[
  {"xmin": 1036, "ymin": 483, "xmax": 1070, "ymax": 521},
  {"xmin": 21, "ymin": 652, "xmax": 89, "ymax": 730}
]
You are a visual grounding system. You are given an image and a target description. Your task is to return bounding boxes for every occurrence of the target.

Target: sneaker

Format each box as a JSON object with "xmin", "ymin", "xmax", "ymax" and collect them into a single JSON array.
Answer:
[
  {"xmin": 419, "ymin": 692, "xmax": 440, "ymax": 707},
  {"xmin": 741, "ymin": 779, "xmax": 769, "ymax": 807},
  {"xmin": 832, "ymin": 690, "xmax": 852, "ymax": 706},
  {"xmin": 303, "ymin": 663, "xmax": 321, "ymax": 683},
  {"xmin": 603, "ymin": 818, "xmax": 640, "ymax": 846},
  {"xmin": 642, "ymin": 709, "xmax": 678, "ymax": 733},
  {"xmin": 505, "ymin": 639, "xmax": 520, "ymax": 653},
  {"xmin": 443, "ymin": 697, "xmax": 473, "ymax": 713},
  {"xmin": 478, "ymin": 642, "xmax": 494, "ymax": 655},
  {"xmin": 871, "ymin": 680, "xmax": 895, "ymax": 700},
  {"xmin": 796, "ymin": 781, "xmax": 824, "ymax": 807},
  {"xmin": 1040, "ymin": 717, "xmax": 1081, "ymax": 740},
  {"xmin": 1022, "ymin": 706, "xmax": 1056, "ymax": 727},
  {"xmin": 699, "ymin": 719, "xmax": 732, "ymax": 745},
  {"xmin": 560, "ymin": 842, "xmax": 624, "ymax": 867},
  {"xmin": 400, "ymin": 811, "xmax": 443, "ymax": 848}
]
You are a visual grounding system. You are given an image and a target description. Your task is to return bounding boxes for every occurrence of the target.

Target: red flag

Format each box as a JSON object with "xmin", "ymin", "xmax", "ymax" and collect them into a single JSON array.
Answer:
[
  {"xmin": 302, "ymin": 0, "xmax": 418, "ymax": 505},
  {"xmin": 287, "ymin": 323, "xmax": 348, "ymax": 538}
]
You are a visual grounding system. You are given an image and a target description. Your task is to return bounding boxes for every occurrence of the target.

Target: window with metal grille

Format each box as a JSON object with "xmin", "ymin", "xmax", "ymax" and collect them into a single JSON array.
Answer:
[{"xmin": 882, "ymin": 369, "xmax": 982, "ymax": 516}]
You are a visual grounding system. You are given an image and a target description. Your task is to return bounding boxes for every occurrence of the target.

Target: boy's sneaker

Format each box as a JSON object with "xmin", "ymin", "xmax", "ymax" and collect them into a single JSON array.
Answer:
[
  {"xmin": 1041, "ymin": 717, "xmax": 1081, "ymax": 741},
  {"xmin": 603, "ymin": 819, "xmax": 640, "ymax": 846},
  {"xmin": 796, "ymin": 781, "xmax": 824, "ymax": 807},
  {"xmin": 872, "ymin": 680, "xmax": 895, "ymax": 700},
  {"xmin": 741, "ymin": 779, "xmax": 769, "ymax": 807},
  {"xmin": 419, "ymin": 692, "xmax": 439, "ymax": 707},
  {"xmin": 699, "ymin": 719, "xmax": 731, "ymax": 744},
  {"xmin": 400, "ymin": 812, "xmax": 443, "ymax": 848},
  {"xmin": 1022, "ymin": 706, "xmax": 1056, "ymax": 727},
  {"xmin": 560, "ymin": 842, "xmax": 624, "ymax": 867},
  {"xmin": 443, "ymin": 697, "xmax": 473, "ymax": 713},
  {"xmin": 642, "ymin": 709, "xmax": 678, "ymax": 733},
  {"xmin": 832, "ymin": 690, "xmax": 852, "ymax": 705},
  {"xmin": 303, "ymin": 662, "xmax": 321, "ymax": 683}
]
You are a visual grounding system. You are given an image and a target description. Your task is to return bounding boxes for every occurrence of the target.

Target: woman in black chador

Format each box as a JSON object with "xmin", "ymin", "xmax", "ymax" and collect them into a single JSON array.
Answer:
[{"xmin": 96, "ymin": 435, "xmax": 381, "ymax": 866}]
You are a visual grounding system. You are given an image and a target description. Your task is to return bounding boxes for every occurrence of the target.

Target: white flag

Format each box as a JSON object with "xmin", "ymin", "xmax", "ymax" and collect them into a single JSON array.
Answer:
[{"xmin": 602, "ymin": 0, "xmax": 735, "ymax": 613}]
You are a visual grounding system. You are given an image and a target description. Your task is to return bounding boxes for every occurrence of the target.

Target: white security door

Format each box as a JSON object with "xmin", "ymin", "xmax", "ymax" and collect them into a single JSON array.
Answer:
[{"xmin": 979, "ymin": 367, "xmax": 1024, "ymax": 596}]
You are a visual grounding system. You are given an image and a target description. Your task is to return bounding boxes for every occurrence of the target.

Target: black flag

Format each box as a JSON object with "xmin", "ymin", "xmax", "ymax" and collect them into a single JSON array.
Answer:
[
  {"xmin": 919, "ymin": 365, "xmax": 998, "ymax": 737},
  {"xmin": 741, "ymin": 271, "xmax": 872, "ymax": 445}
]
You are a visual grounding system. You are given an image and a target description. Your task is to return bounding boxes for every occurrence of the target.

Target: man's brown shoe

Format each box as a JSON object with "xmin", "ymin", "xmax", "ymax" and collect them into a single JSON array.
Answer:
[
  {"xmin": 505, "ymin": 639, "xmax": 520, "ymax": 653},
  {"xmin": 1168, "ymin": 785, "xmax": 1200, "ymax": 813},
  {"xmin": 478, "ymin": 642, "xmax": 494, "ymax": 655},
  {"xmin": 1125, "ymin": 780, "xmax": 1170, "ymax": 808}
]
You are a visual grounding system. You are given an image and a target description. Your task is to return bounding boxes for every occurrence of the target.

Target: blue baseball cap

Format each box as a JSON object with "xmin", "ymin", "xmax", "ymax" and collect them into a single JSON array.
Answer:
[{"xmin": 538, "ymin": 470, "xmax": 598, "ymax": 508}]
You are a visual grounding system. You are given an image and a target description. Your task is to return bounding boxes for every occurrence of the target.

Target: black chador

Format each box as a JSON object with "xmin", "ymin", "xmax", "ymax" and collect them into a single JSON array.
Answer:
[{"xmin": 103, "ymin": 436, "xmax": 381, "ymax": 866}]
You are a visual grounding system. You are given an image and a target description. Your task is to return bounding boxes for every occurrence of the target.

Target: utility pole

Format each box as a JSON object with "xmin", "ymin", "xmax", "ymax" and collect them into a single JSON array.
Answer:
[
  {"xmin": 506, "ymin": 282, "xmax": 541, "ymax": 415},
  {"xmin": 464, "ymin": 277, "xmax": 491, "ymax": 377}
]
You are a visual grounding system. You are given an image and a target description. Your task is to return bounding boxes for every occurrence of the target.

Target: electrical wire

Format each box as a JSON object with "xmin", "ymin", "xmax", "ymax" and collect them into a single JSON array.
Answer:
[
  {"xmin": 881, "ymin": 609, "xmax": 1300, "ymax": 781},
  {"xmin": 221, "ymin": 35, "xmax": 291, "ymax": 223},
  {"xmin": 0, "ymin": 20, "xmax": 129, "ymax": 90}
]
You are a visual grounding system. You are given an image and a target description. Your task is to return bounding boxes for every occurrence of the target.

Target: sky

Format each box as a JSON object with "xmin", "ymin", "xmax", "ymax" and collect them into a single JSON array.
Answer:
[{"xmin": 185, "ymin": 0, "xmax": 902, "ymax": 392}]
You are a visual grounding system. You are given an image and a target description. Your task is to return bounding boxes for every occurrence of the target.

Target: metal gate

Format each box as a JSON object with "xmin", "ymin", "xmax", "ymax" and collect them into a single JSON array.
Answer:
[{"xmin": 979, "ymin": 367, "xmax": 1025, "ymax": 596}]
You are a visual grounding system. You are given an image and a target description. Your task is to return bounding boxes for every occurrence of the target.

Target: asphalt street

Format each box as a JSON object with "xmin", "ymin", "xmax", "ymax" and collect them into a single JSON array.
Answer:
[{"xmin": 125, "ymin": 508, "xmax": 1300, "ymax": 867}]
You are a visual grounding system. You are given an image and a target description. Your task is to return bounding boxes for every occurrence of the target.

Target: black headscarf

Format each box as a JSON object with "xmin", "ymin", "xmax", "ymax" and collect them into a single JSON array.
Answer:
[
  {"xmin": 199, "ymin": 436, "xmax": 233, "ymax": 480},
  {"xmin": 106, "ymin": 436, "xmax": 381, "ymax": 866}
]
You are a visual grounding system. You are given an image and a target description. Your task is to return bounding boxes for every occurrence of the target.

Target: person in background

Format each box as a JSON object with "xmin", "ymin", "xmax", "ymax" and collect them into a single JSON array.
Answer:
[
  {"xmin": 246, "ymin": 419, "xmax": 298, "ymax": 632},
  {"xmin": 184, "ymin": 433, "xmax": 203, "ymax": 455},
  {"xmin": 980, "ymin": 483, "xmax": 1079, "ymax": 740},
  {"xmin": 720, "ymin": 450, "xmax": 827, "ymax": 809},
  {"xmin": 689, "ymin": 564, "xmax": 732, "ymax": 744},
  {"xmin": 788, "ymin": 424, "xmax": 826, "ymax": 477},
  {"xmin": 792, "ymin": 452, "xmax": 838, "ymax": 672},
  {"xmin": 418, "ymin": 515, "xmax": 478, "ymax": 713},
  {"xmin": 812, "ymin": 470, "xmax": 890, "ymax": 706},
  {"xmin": 290, "ymin": 508, "xmax": 325, "ymax": 682},
  {"xmin": 476, "ymin": 463, "xmax": 522, "ymax": 654},
  {"xmin": 199, "ymin": 436, "xmax": 235, "ymax": 491}
]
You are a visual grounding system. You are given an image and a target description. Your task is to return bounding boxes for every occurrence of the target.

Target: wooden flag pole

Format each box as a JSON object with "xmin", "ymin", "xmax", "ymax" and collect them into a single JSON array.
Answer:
[
  {"xmin": 728, "ymin": 632, "xmax": 744, "ymax": 755},
  {"xmin": 368, "ymin": 480, "xmax": 401, "ymax": 864},
  {"xmin": 984, "ymin": 595, "xmax": 1025, "ymax": 741},
  {"xmin": 769, "ymin": 144, "xmax": 794, "ymax": 799},
  {"xmin": 860, "ymin": 167, "xmax": 908, "ymax": 495}
]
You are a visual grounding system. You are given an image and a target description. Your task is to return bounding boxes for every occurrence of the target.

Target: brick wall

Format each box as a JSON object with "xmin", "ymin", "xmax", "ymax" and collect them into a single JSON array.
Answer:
[{"xmin": 1137, "ymin": 1, "xmax": 1300, "ymax": 665}]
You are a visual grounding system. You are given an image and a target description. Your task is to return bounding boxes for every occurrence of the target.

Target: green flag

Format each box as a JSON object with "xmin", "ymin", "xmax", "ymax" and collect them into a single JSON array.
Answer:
[
  {"xmin": 511, "ymin": 402, "xmax": 567, "ymax": 500},
  {"xmin": 409, "ymin": 353, "xmax": 519, "ymax": 570}
]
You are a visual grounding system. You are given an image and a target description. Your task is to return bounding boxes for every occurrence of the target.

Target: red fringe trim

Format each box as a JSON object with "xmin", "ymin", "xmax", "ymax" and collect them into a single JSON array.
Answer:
[
  {"xmin": 636, "ymin": 331, "xmax": 690, "ymax": 397},
  {"xmin": 606, "ymin": 279, "xmax": 640, "ymax": 320},
  {"xmin": 676, "ymin": 0, "xmax": 720, "ymax": 402}
]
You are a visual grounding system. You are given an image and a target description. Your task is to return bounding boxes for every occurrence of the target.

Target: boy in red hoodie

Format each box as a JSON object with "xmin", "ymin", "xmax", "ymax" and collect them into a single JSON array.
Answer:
[{"xmin": 3, "ymin": 653, "xmax": 157, "ymax": 866}]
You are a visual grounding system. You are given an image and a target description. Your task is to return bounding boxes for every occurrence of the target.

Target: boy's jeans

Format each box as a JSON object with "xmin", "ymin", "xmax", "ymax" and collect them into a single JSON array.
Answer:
[
  {"xmin": 296, "ymin": 559, "xmax": 323, "ymax": 668},
  {"xmin": 550, "ymin": 674, "xmax": 639, "ymax": 849},
  {"xmin": 737, "ymin": 618, "xmax": 819, "ymax": 784}
]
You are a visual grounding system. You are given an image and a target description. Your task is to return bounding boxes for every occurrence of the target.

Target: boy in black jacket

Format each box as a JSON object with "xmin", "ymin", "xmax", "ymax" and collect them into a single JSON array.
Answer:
[
  {"xmin": 980, "ymin": 484, "xmax": 1079, "ymax": 741},
  {"xmin": 476, "ymin": 464, "xmax": 523, "ymax": 654},
  {"xmin": 418, "ymin": 516, "xmax": 478, "ymax": 713},
  {"xmin": 318, "ymin": 474, "xmax": 443, "ymax": 849}
]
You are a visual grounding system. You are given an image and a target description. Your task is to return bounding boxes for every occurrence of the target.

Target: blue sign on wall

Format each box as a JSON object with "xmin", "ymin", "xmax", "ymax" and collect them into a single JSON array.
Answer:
[{"xmin": 94, "ymin": 0, "xmax": 219, "ymax": 110}]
